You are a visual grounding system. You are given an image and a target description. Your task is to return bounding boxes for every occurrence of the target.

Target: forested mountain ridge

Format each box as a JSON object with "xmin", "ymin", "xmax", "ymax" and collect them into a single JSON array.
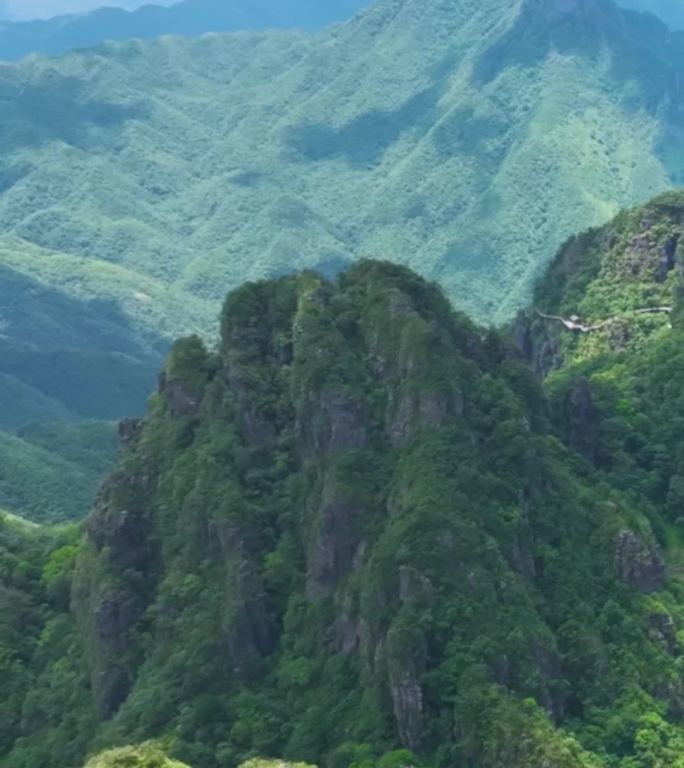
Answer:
[
  {"xmin": 4, "ymin": 0, "xmax": 683, "ymax": 324},
  {"xmin": 0, "ymin": 0, "xmax": 369, "ymax": 61},
  {"xmin": 519, "ymin": 190, "xmax": 684, "ymax": 544},
  {"xmin": 3, "ymin": 0, "xmax": 684, "ymax": 521},
  {"xmin": 6, "ymin": 192, "xmax": 684, "ymax": 766}
]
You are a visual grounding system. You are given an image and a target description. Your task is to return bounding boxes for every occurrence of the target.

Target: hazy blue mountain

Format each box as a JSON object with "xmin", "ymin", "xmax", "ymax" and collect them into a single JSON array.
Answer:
[
  {"xmin": 0, "ymin": 1, "xmax": 175, "ymax": 22},
  {"xmin": 618, "ymin": 0, "xmax": 684, "ymax": 28},
  {"xmin": 0, "ymin": 0, "xmax": 369, "ymax": 61}
]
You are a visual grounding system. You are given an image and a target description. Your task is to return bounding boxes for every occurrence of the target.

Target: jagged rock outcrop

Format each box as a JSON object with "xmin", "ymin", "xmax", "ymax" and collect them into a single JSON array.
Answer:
[
  {"xmin": 158, "ymin": 374, "xmax": 202, "ymax": 419},
  {"xmin": 54, "ymin": 260, "xmax": 680, "ymax": 768},
  {"xmin": 73, "ymin": 464, "xmax": 157, "ymax": 718},
  {"xmin": 118, "ymin": 418, "xmax": 143, "ymax": 448},
  {"xmin": 306, "ymin": 479, "xmax": 365, "ymax": 599},
  {"xmin": 615, "ymin": 530, "xmax": 665, "ymax": 593},
  {"xmin": 647, "ymin": 611, "xmax": 677, "ymax": 654},
  {"xmin": 297, "ymin": 390, "xmax": 369, "ymax": 458},
  {"xmin": 386, "ymin": 621, "xmax": 426, "ymax": 751},
  {"xmin": 563, "ymin": 377, "xmax": 599, "ymax": 465}
]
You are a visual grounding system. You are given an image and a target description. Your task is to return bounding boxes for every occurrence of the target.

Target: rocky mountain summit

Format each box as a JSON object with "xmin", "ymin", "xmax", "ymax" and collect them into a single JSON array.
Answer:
[{"xmin": 6, "ymin": 196, "xmax": 684, "ymax": 767}]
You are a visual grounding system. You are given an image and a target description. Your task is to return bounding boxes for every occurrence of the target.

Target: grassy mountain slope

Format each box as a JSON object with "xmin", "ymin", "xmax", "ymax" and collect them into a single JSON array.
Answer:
[
  {"xmin": 0, "ymin": 0, "xmax": 369, "ymax": 62},
  {"xmin": 5, "ymin": 254, "xmax": 684, "ymax": 768}
]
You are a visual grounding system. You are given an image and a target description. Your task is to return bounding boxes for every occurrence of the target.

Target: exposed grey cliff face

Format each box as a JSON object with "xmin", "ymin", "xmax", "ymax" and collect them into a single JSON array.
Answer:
[
  {"xmin": 75, "ymin": 470, "xmax": 156, "ymax": 719},
  {"xmin": 86, "ymin": 504, "xmax": 151, "ymax": 573},
  {"xmin": 512, "ymin": 311, "xmax": 561, "ymax": 376},
  {"xmin": 655, "ymin": 235, "xmax": 679, "ymax": 282},
  {"xmin": 159, "ymin": 373, "xmax": 202, "ymax": 419},
  {"xmin": 512, "ymin": 311, "xmax": 534, "ymax": 362},
  {"xmin": 386, "ymin": 622, "xmax": 426, "ymax": 751},
  {"xmin": 398, "ymin": 565, "xmax": 433, "ymax": 605},
  {"xmin": 620, "ymin": 228, "xmax": 681, "ymax": 284},
  {"xmin": 118, "ymin": 418, "xmax": 143, "ymax": 448},
  {"xmin": 615, "ymin": 529, "xmax": 665, "ymax": 592},
  {"xmin": 647, "ymin": 611, "xmax": 677, "ymax": 654},
  {"xmin": 306, "ymin": 478, "xmax": 365, "ymax": 599},
  {"xmin": 234, "ymin": 383, "xmax": 280, "ymax": 446},
  {"xmin": 217, "ymin": 526, "xmax": 277, "ymax": 676},
  {"xmin": 388, "ymin": 388, "xmax": 464, "ymax": 447},
  {"xmin": 297, "ymin": 389, "xmax": 369, "ymax": 459},
  {"xmin": 92, "ymin": 594, "xmax": 142, "ymax": 719},
  {"xmin": 564, "ymin": 377, "xmax": 599, "ymax": 464}
]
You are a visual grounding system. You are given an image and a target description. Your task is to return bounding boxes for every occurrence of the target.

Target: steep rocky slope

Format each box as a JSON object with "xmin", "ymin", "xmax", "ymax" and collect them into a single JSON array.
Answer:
[{"xmin": 5, "ymin": 254, "xmax": 684, "ymax": 768}]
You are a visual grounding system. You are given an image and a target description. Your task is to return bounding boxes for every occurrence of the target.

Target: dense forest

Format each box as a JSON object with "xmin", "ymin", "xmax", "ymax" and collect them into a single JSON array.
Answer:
[
  {"xmin": 5, "ymin": 0, "xmax": 684, "ymax": 766},
  {"xmin": 4, "ymin": 0, "xmax": 684, "ymax": 523},
  {"xmin": 2, "ymin": 193, "xmax": 684, "ymax": 768}
]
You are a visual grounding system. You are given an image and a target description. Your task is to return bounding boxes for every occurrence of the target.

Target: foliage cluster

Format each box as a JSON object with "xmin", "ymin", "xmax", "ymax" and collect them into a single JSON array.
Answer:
[{"xmin": 83, "ymin": 742, "xmax": 190, "ymax": 768}]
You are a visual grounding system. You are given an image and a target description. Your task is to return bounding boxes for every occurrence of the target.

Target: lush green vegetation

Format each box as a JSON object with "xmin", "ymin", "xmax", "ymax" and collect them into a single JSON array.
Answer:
[
  {"xmin": 83, "ymin": 743, "xmax": 191, "ymax": 768},
  {"xmin": 81, "ymin": 750, "xmax": 314, "ymax": 768},
  {"xmin": 0, "ymin": 239, "xmax": 162, "ymax": 521},
  {"xmin": 0, "ymin": 0, "xmax": 679, "ymax": 327},
  {"xmin": 2, "ymin": 0, "xmax": 684, "ymax": 521},
  {"xmin": 6, "ymin": 233, "xmax": 684, "ymax": 767},
  {"xmin": 0, "ymin": 421, "xmax": 118, "ymax": 523},
  {"xmin": 0, "ymin": 510, "xmax": 83, "ymax": 757},
  {"xmin": 527, "ymin": 191, "xmax": 684, "ymax": 519}
]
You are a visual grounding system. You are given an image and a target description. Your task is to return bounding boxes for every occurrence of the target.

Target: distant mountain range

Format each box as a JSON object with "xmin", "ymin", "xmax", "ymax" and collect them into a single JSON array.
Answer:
[
  {"xmin": 619, "ymin": 0, "xmax": 684, "ymax": 29},
  {"xmin": 0, "ymin": 0, "xmax": 369, "ymax": 60}
]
